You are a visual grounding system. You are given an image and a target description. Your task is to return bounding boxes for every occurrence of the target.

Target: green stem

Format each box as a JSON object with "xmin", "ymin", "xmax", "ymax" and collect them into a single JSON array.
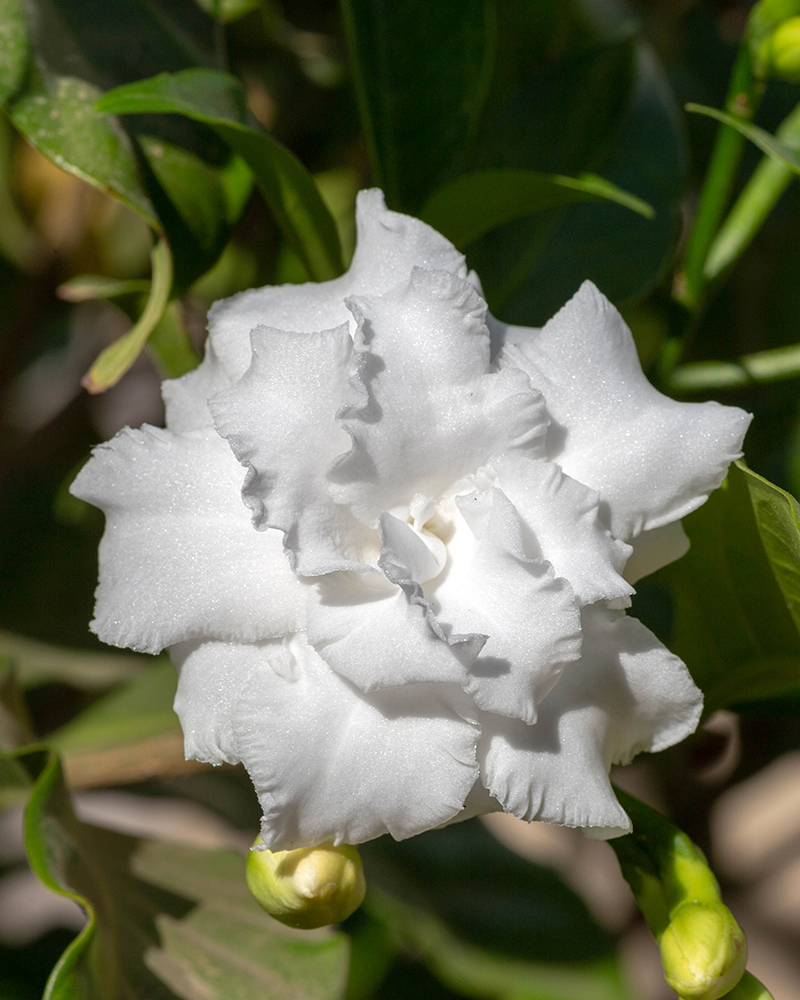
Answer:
[
  {"xmin": 679, "ymin": 46, "xmax": 761, "ymax": 310},
  {"xmin": 704, "ymin": 100, "xmax": 800, "ymax": 282}
]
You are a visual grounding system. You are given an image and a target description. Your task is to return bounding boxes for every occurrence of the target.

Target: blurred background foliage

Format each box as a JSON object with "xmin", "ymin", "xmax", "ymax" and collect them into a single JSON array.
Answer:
[{"xmin": 1, "ymin": 0, "xmax": 800, "ymax": 997}]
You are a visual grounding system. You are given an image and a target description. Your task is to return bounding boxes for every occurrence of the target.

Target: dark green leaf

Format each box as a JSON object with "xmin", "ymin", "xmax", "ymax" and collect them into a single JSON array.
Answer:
[
  {"xmin": 340, "ymin": 0, "xmax": 494, "ymax": 213},
  {"xmin": 472, "ymin": 43, "xmax": 685, "ymax": 323},
  {"xmin": 359, "ymin": 821, "xmax": 628, "ymax": 1000},
  {"xmin": 97, "ymin": 70, "xmax": 345, "ymax": 281},
  {"xmin": 421, "ymin": 169, "xmax": 653, "ymax": 250},
  {"xmin": 659, "ymin": 461, "xmax": 800, "ymax": 714},
  {"xmin": 686, "ymin": 103, "xmax": 800, "ymax": 174},
  {"xmin": 12, "ymin": 747, "xmax": 349, "ymax": 1000}
]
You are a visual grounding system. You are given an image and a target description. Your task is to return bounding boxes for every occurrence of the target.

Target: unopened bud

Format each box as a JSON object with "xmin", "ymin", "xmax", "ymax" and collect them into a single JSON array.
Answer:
[
  {"xmin": 762, "ymin": 16, "xmax": 800, "ymax": 81},
  {"xmin": 246, "ymin": 838, "xmax": 366, "ymax": 929},
  {"xmin": 660, "ymin": 902, "xmax": 748, "ymax": 1000}
]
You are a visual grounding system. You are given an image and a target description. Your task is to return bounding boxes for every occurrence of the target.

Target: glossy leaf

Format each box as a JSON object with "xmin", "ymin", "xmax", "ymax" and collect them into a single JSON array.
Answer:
[
  {"xmin": 82, "ymin": 237, "xmax": 174, "ymax": 393},
  {"xmin": 468, "ymin": 41, "xmax": 684, "ymax": 323},
  {"xmin": 97, "ymin": 70, "xmax": 345, "ymax": 280},
  {"xmin": 685, "ymin": 103, "xmax": 800, "ymax": 174},
  {"xmin": 3, "ymin": 0, "xmax": 252, "ymax": 292},
  {"xmin": 8, "ymin": 66, "xmax": 159, "ymax": 227},
  {"xmin": 340, "ymin": 0, "xmax": 493, "ymax": 213},
  {"xmin": 658, "ymin": 462, "xmax": 800, "ymax": 714},
  {"xmin": 11, "ymin": 747, "xmax": 349, "ymax": 1000},
  {"xmin": 420, "ymin": 169, "xmax": 653, "ymax": 250}
]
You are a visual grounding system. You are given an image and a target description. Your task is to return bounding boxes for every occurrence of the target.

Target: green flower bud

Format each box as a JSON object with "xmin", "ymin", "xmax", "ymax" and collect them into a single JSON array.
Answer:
[
  {"xmin": 762, "ymin": 16, "xmax": 800, "ymax": 82},
  {"xmin": 660, "ymin": 902, "xmax": 748, "ymax": 1000},
  {"xmin": 246, "ymin": 838, "xmax": 366, "ymax": 929}
]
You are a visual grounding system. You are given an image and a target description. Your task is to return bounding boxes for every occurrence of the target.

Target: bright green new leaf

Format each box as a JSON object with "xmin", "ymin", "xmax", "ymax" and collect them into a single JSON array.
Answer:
[
  {"xmin": 421, "ymin": 169, "xmax": 653, "ymax": 250},
  {"xmin": 657, "ymin": 461, "xmax": 800, "ymax": 714},
  {"xmin": 82, "ymin": 237, "xmax": 174, "ymax": 393},
  {"xmin": 10, "ymin": 747, "xmax": 350, "ymax": 1000},
  {"xmin": 685, "ymin": 103, "xmax": 800, "ymax": 175},
  {"xmin": 97, "ymin": 69, "xmax": 345, "ymax": 281}
]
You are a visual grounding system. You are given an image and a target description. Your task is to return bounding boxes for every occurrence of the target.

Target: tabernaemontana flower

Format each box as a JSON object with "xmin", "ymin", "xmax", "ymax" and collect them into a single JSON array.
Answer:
[{"xmin": 72, "ymin": 190, "xmax": 751, "ymax": 851}]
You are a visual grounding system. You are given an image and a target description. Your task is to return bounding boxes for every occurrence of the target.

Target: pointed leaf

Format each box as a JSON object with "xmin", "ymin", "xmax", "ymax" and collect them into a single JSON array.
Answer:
[
  {"xmin": 656, "ymin": 462, "xmax": 800, "ymax": 714},
  {"xmin": 685, "ymin": 103, "xmax": 800, "ymax": 174},
  {"xmin": 97, "ymin": 70, "xmax": 345, "ymax": 280},
  {"xmin": 421, "ymin": 169, "xmax": 653, "ymax": 250}
]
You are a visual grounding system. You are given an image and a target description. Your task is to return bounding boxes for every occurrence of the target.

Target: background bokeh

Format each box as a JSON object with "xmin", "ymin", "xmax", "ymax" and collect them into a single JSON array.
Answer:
[{"xmin": 1, "ymin": 1, "xmax": 800, "ymax": 998}]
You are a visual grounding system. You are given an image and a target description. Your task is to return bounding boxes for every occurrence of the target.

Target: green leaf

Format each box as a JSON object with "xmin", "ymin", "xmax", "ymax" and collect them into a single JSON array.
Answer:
[
  {"xmin": 658, "ymin": 461, "xmax": 800, "ymax": 714},
  {"xmin": 685, "ymin": 103, "xmax": 800, "ymax": 174},
  {"xmin": 421, "ymin": 169, "xmax": 653, "ymax": 250},
  {"xmin": 0, "ymin": 0, "xmax": 30, "ymax": 104},
  {"xmin": 468, "ymin": 42, "xmax": 685, "ymax": 323},
  {"xmin": 8, "ymin": 68, "xmax": 159, "ymax": 227},
  {"xmin": 360, "ymin": 821, "xmax": 629, "ymax": 1000},
  {"xmin": 0, "ymin": 630, "xmax": 143, "ymax": 691},
  {"xmin": 47, "ymin": 658, "xmax": 192, "ymax": 789},
  {"xmin": 340, "ymin": 0, "xmax": 494, "ymax": 213},
  {"xmin": 147, "ymin": 300, "xmax": 201, "ymax": 379},
  {"xmin": 97, "ymin": 70, "xmax": 345, "ymax": 281},
  {"xmin": 3, "ymin": 0, "xmax": 252, "ymax": 289},
  {"xmin": 82, "ymin": 236, "xmax": 174, "ymax": 393},
  {"xmin": 12, "ymin": 747, "xmax": 349, "ymax": 1000}
]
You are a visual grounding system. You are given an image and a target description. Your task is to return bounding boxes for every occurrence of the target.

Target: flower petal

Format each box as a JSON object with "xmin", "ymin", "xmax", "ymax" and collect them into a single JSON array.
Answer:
[
  {"xmin": 332, "ymin": 268, "xmax": 548, "ymax": 524},
  {"xmin": 500, "ymin": 281, "xmax": 752, "ymax": 540},
  {"xmin": 70, "ymin": 426, "xmax": 307, "ymax": 653},
  {"xmin": 207, "ymin": 189, "xmax": 467, "ymax": 380},
  {"xmin": 210, "ymin": 324, "xmax": 373, "ymax": 575},
  {"xmin": 431, "ymin": 488, "xmax": 582, "ymax": 724},
  {"xmin": 306, "ymin": 513, "xmax": 484, "ymax": 691},
  {"xmin": 479, "ymin": 605, "xmax": 702, "ymax": 836},
  {"xmin": 232, "ymin": 634, "xmax": 480, "ymax": 849},
  {"xmin": 491, "ymin": 455, "xmax": 633, "ymax": 606},
  {"xmin": 171, "ymin": 638, "xmax": 269, "ymax": 766},
  {"xmin": 162, "ymin": 342, "xmax": 232, "ymax": 434},
  {"xmin": 623, "ymin": 520, "xmax": 690, "ymax": 585}
]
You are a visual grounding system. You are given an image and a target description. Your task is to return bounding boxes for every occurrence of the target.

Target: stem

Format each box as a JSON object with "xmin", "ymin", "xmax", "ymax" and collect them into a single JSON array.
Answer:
[
  {"xmin": 679, "ymin": 46, "xmax": 761, "ymax": 309},
  {"xmin": 704, "ymin": 100, "xmax": 800, "ymax": 282}
]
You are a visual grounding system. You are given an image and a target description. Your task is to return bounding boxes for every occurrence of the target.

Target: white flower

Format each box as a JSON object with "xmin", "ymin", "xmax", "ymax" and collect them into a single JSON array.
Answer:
[{"xmin": 71, "ymin": 190, "xmax": 750, "ymax": 850}]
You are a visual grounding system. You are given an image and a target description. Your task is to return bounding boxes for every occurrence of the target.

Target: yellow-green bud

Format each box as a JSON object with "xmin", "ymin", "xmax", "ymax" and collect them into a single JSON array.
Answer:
[
  {"xmin": 246, "ymin": 838, "xmax": 366, "ymax": 929},
  {"xmin": 659, "ymin": 902, "xmax": 748, "ymax": 1000},
  {"xmin": 762, "ymin": 16, "xmax": 800, "ymax": 81}
]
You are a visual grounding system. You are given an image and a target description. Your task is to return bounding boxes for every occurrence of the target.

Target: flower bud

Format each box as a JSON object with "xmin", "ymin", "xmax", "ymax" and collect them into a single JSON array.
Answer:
[
  {"xmin": 246, "ymin": 838, "xmax": 366, "ymax": 929},
  {"xmin": 761, "ymin": 16, "xmax": 800, "ymax": 81},
  {"xmin": 660, "ymin": 902, "xmax": 748, "ymax": 1000}
]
